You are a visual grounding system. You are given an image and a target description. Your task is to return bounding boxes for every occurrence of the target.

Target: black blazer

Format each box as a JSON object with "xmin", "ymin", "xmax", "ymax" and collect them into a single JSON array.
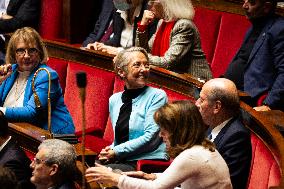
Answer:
[
  {"xmin": 82, "ymin": 0, "xmax": 157, "ymax": 47},
  {"xmin": 0, "ymin": 0, "xmax": 40, "ymax": 33},
  {"xmin": 0, "ymin": 139, "xmax": 35, "ymax": 188},
  {"xmin": 213, "ymin": 117, "xmax": 252, "ymax": 189}
]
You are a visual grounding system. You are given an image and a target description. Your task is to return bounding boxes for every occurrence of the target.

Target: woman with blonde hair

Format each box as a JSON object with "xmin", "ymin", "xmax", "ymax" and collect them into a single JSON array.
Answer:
[
  {"xmin": 0, "ymin": 27, "xmax": 74, "ymax": 134},
  {"xmin": 85, "ymin": 101, "xmax": 232, "ymax": 189},
  {"xmin": 136, "ymin": 0, "xmax": 212, "ymax": 80}
]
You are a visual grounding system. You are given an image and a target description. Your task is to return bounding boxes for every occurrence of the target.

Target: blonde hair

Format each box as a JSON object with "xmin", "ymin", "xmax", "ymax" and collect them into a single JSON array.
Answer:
[
  {"xmin": 160, "ymin": 0, "xmax": 195, "ymax": 21},
  {"xmin": 6, "ymin": 27, "xmax": 48, "ymax": 65}
]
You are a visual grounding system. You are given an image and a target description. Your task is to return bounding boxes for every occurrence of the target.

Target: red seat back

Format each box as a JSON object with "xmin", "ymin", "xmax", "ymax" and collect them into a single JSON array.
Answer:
[
  {"xmin": 64, "ymin": 63, "xmax": 115, "ymax": 136},
  {"xmin": 211, "ymin": 12, "xmax": 251, "ymax": 77},
  {"xmin": 247, "ymin": 132, "xmax": 281, "ymax": 189},
  {"xmin": 39, "ymin": 0, "xmax": 63, "ymax": 40},
  {"xmin": 194, "ymin": 7, "xmax": 222, "ymax": 64}
]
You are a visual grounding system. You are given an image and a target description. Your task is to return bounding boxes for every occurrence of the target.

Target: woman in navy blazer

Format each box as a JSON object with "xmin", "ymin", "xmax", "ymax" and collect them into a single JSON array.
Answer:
[{"xmin": 0, "ymin": 27, "xmax": 74, "ymax": 134}]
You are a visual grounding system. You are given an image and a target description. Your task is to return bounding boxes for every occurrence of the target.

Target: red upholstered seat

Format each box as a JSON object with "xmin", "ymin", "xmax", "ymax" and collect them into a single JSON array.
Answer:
[
  {"xmin": 194, "ymin": 7, "xmax": 222, "ymax": 64},
  {"xmin": 211, "ymin": 12, "xmax": 251, "ymax": 77},
  {"xmin": 39, "ymin": 0, "xmax": 63, "ymax": 40},
  {"xmin": 247, "ymin": 132, "xmax": 281, "ymax": 189},
  {"xmin": 46, "ymin": 58, "xmax": 68, "ymax": 94},
  {"xmin": 64, "ymin": 63, "xmax": 115, "ymax": 137}
]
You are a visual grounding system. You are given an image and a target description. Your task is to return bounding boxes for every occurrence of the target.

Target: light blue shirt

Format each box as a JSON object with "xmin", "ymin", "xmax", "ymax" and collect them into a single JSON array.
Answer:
[{"xmin": 109, "ymin": 86, "xmax": 169, "ymax": 161}]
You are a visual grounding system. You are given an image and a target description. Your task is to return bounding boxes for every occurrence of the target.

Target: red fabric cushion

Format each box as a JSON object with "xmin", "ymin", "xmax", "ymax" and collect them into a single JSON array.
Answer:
[
  {"xmin": 64, "ymin": 62, "xmax": 115, "ymax": 136},
  {"xmin": 137, "ymin": 159, "xmax": 172, "ymax": 173},
  {"xmin": 46, "ymin": 57, "xmax": 68, "ymax": 94},
  {"xmin": 211, "ymin": 12, "xmax": 251, "ymax": 77},
  {"xmin": 194, "ymin": 7, "xmax": 222, "ymax": 64},
  {"xmin": 24, "ymin": 150, "xmax": 35, "ymax": 160},
  {"xmin": 163, "ymin": 88, "xmax": 195, "ymax": 102},
  {"xmin": 39, "ymin": 0, "xmax": 63, "ymax": 40},
  {"xmin": 247, "ymin": 133, "xmax": 281, "ymax": 189},
  {"xmin": 79, "ymin": 135, "xmax": 112, "ymax": 153}
]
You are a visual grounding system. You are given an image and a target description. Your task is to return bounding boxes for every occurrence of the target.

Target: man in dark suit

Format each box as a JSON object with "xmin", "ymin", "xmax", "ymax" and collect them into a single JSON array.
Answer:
[
  {"xmin": 195, "ymin": 78, "xmax": 252, "ymax": 189},
  {"xmin": 224, "ymin": 0, "xmax": 284, "ymax": 111},
  {"xmin": 0, "ymin": 111, "xmax": 35, "ymax": 188}
]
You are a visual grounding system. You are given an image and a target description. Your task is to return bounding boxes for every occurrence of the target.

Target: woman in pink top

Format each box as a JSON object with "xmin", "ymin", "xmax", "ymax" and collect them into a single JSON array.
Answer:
[{"xmin": 85, "ymin": 101, "xmax": 232, "ymax": 189}]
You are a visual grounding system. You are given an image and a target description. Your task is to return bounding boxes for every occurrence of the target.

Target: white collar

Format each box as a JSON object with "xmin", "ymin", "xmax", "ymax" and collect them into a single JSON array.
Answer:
[{"xmin": 210, "ymin": 117, "xmax": 233, "ymax": 141}]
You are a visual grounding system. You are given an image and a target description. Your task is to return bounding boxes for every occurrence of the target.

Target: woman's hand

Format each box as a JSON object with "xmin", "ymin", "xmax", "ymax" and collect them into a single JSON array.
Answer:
[
  {"xmin": 141, "ymin": 10, "xmax": 155, "ymax": 25},
  {"xmin": 124, "ymin": 171, "xmax": 157, "ymax": 180},
  {"xmin": 0, "ymin": 64, "xmax": 12, "ymax": 84},
  {"xmin": 85, "ymin": 163, "xmax": 121, "ymax": 186},
  {"xmin": 98, "ymin": 146, "xmax": 115, "ymax": 163},
  {"xmin": 100, "ymin": 45, "xmax": 119, "ymax": 55}
]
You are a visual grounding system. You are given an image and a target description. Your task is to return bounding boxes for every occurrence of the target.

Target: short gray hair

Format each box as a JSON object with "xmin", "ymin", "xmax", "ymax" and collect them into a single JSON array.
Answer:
[
  {"xmin": 113, "ymin": 47, "xmax": 149, "ymax": 74},
  {"xmin": 38, "ymin": 139, "xmax": 77, "ymax": 181}
]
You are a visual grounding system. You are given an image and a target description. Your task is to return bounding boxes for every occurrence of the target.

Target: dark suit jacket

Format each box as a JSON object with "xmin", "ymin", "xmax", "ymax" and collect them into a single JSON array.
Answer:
[
  {"xmin": 82, "ymin": 0, "xmax": 114, "ymax": 47},
  {"xmin": 227, "ymin": 15, "xmax": 284, "ymax": 110},
  {"xmin": 0, "ymin": 0, "xmax": 40, "ymax": 33},
  {"xmin": 0, "ymin": 138, "xmax": 35, "ymax": 188},
  {"xmin": 82, "ymin": 0, "xmax": 157, "ymax": 47},
  {"xmin": 213, "ymin": 117, "xmax": 252, "ymax": 189}
]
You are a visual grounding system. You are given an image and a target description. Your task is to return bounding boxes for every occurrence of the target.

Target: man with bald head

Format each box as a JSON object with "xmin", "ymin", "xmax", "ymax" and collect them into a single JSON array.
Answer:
[{"xmin": 196, "ymin": 78, "xmax": 251, "ymax": 189}]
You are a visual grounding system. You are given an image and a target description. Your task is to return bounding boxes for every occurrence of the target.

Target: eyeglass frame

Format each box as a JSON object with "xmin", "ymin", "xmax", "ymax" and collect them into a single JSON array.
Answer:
[
  {"xmin": 147, "ymin": 0, "xmax": 161, "ymax": 5},
  {"xmin": 32, "ymin": 157, "xmax": 46, "ymax": 165},
  {"xmin": 15, "ymin": 48, "xmax": 39, "ymax": 56}
]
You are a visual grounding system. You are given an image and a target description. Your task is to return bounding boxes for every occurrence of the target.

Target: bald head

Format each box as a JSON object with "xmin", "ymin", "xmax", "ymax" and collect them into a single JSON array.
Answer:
[
  {"xmin": 204, "ymin": 78, "xmax": 239, "ymax": 116},
  {"xmin": 203, "ymin": 78, "xmax": 238, "ymax": 97}
]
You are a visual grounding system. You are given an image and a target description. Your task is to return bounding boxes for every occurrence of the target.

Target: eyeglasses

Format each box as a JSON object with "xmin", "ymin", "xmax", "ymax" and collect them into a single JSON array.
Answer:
[
  {"xmin": 33, "ymin": 157, "xmax": 46, "ymax": 165},
  {"xmin": 131, "ymin": 62, "xmax": 151, "ymax": 70},
  {"xmin": 15, "ymin": 48, "xmax": 38, "ymax": 56},
  {"xmin": 148, "ymin": 0, "xmax": 160, "ymax": 6}
]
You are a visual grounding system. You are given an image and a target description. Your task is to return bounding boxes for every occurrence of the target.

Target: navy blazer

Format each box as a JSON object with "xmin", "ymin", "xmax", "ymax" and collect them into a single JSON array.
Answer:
[
  {"xmin": 213, "ymin": 117, "xmax": 252, "ymax": 189},
  {"xmin": 0, "ymin": 0, "xmax": 40, "ymax": 33},
  {"xmin": 230, "ymin": 15, "xmax": 284, "ymax": 110},
  {"xmin": 83, "ymin": 0, "xmax": 157, "ymax": 47},
  {"xmin": 82, "ymin": 0, "xmax": 114, "ymax": 47},
  {"xmin": 0, "ymin": 139, "xmax": 35, "ymax": 188}
]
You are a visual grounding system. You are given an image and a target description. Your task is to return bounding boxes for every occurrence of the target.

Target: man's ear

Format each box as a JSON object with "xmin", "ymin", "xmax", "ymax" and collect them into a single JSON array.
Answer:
[
  {"xmin": 49, "ymin": 164, "xmax": 59, "ymax": 176},
  {"xmin": 213, "ymin": 100, "xmax": 222, "ymax": 114}
]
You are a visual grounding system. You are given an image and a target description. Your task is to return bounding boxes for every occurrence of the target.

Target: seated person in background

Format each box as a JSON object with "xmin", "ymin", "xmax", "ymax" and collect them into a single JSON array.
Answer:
[
  {"xmin": 0, "ymin": 27, "xmax": 75, "ymax": 134},
  {"xmin": 0, "ymin": 166, "xmax": 19, "ymax": 189},
  {"xmin": 0, "ymin": 111, "xmax": 35, "ymax": 189},
  {"xmin": 84, "ymin": 0, "xmax": 157, "ymax": 55},
  {"xmin": 195, "ymin": 78, "xmax": 252, "ymax": 189},
  {"xmin": 0, "ymin": 0, "xmax": 40, "ymax": 64},
  {"xmin": 224, "ymin": 0, "xmax": 284, "ymax": 111},
  {"xmin": 30, "ymin": 139, "xmax": 78, "ymax": 189},
  {"xmin": 136, "ymin": 0, "xmax": 212, "ymax": 80},
  {"xmin": 97, "ymin": 47, "xmax": 168, "ymax": 171},
  {"xmin": 86, "ymin": 101, "xmax": 232, "ymax": 189}
]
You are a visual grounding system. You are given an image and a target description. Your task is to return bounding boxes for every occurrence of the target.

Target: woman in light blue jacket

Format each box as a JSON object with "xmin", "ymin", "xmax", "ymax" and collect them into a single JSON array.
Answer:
[
  {"xmin": 0, "ymin": 27, "xmax": 74, "ymax": 134},
  {"xmin": 98, "ymin": 47, "xmax": 168, "ymax": 171}
]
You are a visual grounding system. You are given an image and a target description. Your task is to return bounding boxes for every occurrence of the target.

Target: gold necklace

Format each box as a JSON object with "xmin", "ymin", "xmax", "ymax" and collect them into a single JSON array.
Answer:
[{"xmin": 14, "ymin": 77, "xmax": 28, "ymax": 102}]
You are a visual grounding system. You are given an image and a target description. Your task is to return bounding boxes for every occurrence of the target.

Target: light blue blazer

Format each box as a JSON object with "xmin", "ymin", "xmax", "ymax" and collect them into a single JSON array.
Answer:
[
  {"xmin": 109, "ymin": 86, "xmax": 169, "ymax": 161},
  {"xmin": 0, "ymin": 64, "xmax": 75, "ymax": 134}
]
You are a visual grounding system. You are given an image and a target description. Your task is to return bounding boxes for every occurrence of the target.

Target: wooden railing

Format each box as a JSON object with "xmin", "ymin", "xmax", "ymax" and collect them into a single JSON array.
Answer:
[{"xmin": 6, "ymin": 40, "xmax": 284, "ymax": 189}]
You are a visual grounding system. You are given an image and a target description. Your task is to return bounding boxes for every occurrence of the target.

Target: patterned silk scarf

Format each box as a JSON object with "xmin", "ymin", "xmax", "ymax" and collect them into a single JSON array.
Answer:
[{"xmin": 151, "ymin": 20, "xmax": 176, "ymax": 56}]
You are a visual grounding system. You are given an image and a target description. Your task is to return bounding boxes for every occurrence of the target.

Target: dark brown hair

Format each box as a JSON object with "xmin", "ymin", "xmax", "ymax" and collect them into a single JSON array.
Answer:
[{"xmin": 154, "ymin": 100, "xmax": 215, "ymax": 158}]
